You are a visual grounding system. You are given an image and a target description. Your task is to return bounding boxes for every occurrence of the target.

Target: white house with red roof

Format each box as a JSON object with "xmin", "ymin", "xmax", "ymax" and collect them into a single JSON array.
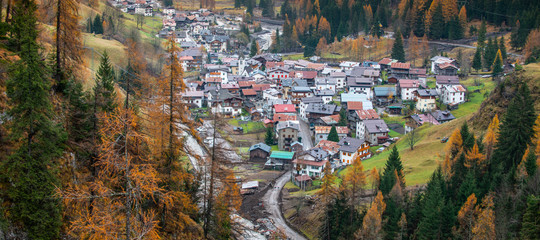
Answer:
[
  {"xmin": 355, "ymin": 109, "xmax": 380, "ymax": 140},
  {"xmin": 398, "ymin": 79, "xmax": 420, "ymax": 100},
  {"xmin": 314, "ymin": 126, "xmax": 349, "ymax": 145},
  {"xmin": 442, "ymin": 85, "xmax": 466, "ymax": 105}
]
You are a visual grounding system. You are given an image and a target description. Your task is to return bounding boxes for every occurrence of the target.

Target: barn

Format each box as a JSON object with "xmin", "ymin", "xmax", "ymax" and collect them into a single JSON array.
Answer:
[{"xmin": 249, "ymin": 143, "xmax": 271, "ymax": 162}]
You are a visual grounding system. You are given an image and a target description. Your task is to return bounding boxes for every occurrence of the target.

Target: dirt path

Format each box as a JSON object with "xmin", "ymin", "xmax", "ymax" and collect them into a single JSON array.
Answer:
[{"xmin": 263, "ymin": 171, "xmax": 307, "ymax": 240}]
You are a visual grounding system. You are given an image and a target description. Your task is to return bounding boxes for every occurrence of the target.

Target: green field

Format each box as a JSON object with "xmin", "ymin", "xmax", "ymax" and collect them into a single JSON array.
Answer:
[{"xmin": 228, "ymin": 119, "xmax": 266, "ymax": 133}]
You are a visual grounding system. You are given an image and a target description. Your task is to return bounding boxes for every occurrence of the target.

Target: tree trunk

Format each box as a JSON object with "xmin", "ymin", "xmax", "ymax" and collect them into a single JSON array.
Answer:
[
  {"xmin": 56, "ymin": 0, "xmax": 62, "ymax": 85},
  {"xmin": 5, "ymin": 0, "xmax": 11, "ymax": 22}
]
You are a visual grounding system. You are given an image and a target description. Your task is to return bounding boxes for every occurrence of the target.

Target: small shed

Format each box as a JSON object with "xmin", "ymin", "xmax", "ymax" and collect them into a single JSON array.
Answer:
[
  {"xmin": 294, "ymin": 175, "xmax": 313, "ymax": 189},
  {"xmin": 265, "ymin": 151, "xmax": 295, "ymax": 169},
  {"xmin": 249, "ymin": 143, "xmax": 271, "ymax": 162},
  {"xmin": 241, "ymin": 181, "xmax": 259, "ymax": 195},
  {"xmin": 291, "ymin": 141, "xmax": 304, "ymax": 152},
  {"xmin": 387, "ymin": 105, "xmax": 403, "ymax": 115}
]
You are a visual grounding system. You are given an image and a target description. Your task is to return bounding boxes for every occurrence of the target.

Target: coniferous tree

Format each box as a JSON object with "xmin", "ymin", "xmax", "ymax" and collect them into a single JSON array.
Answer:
[
  {"xmin": 3, "ymin": 0, "xmax": 66, "ymax": 237},
  {"xmin": 484, "ymin": 38, "xmax": 496, "ymax": 69},
  {"xmin": 429, "ymin": 4, "xmax": 444, "ymax": 39},
  {"xmin": 327, "ymin": 126, "xmax": 339, "ymax": 142},
  {"xmin": 250, "ymin": 39, "xmax": 258, "ymax": 57},
  {"xmin": 93, "ymin": 14, "xmax": 103, "ymax": 34},
  {"xmin": 94, "ymin": 51, "xmax": 117, "ymax": 113},
  {"xmin": 391, "ymin": 30, "xmax": 405, "ymax": 62},
  {"xmin": 338, "ymin": 108, "xmax": 347, "ymax": 126},
  {"xmin": 520, "ymin": 195, "xmax": 540, "ymax": 239},
  {"xmin": 492, "ymin": 49, "xmax": 503, "ymax": 77},
  {"xmin": 54, "ymin": 0, "xmax": 83, "ymax": 92},
  {"xmin": 472, "ymin": 47, "xmax": 482, "ymax": 71},
  {"xmin": 264, "ymin": 127, "xmax": 274, "ymax": 145},
  {"xmin": 379, "ymin": 146, "xmax": 405, "ymax": 195},
  {"xmin": 499, "ymin": 36, "xmax": 507, "ymax": 59},
  {"xmin": 477, "ymin": 20, "xmax": 486, "ymax": 48},
  {"xmin": 524, "ymin": 149, "xmax": 537, "ymax": 177},
  {"xmin": 490, "ymin": 83, "xmax": 536, "ymax": 185}
]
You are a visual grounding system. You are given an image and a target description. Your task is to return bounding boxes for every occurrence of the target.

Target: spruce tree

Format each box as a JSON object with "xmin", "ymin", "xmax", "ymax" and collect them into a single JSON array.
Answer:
[
  {"xmin": 327, "ymin": 126, "xmax": 340, "ymax": 142},
  {"xmin": 524, "ymin": 149, "xmax": 537, "ymax": 177},
  {"xmin": 94, "ymin": 51, "xmax": 117, "ymax": 113},
  {"xmin": 93, "ymin": 14, "xmax": 103, "ymax": 34},
  {"xmin": 492, "ymin": 49, "xmax": 503, "ymax": 77},
  {"xmin": 477, "ymin": 20, "xmax": 486, "ymax": 48},
  {"xmin": 472, "ymin": 47, "xmax": 483, "ymax": 71},
  {"xmin": 429, "ymin": 4, "xmax": 445, "ymax": 40},
  {"xmin": 338, "ymin": 108, "xmax": 347, "ymax": 126},
  {"xmin": 250, "ymin": 39, "xmax": 258, "ymax": 57},
  {"xmin": 499, "ymin": 36, "xmax": 507, "ymax": 59},
  {"xmin": 3, "ymin": 0, "xmax": 66, "ymax": 238},
  {"xmin": 520, "ymin": 195, "xmax": 540, "ymax": 239},
  {"xmin": 491, "ymin": 83, "xmax": 536, "ymax": 185},
  {"xmin": 379, "ymin": 146, "xmax": 405, "ymax": 195},
  {"xmin": 483, "ymin": 38, "xmax": 494, "ymax": 69},
  {"xmin": 391, "ymin": 30, "xmax": 405, "ymax": 62},
  {"xmin": 264, "ymin": 127, "xmax": 274, "ymax": 145}
]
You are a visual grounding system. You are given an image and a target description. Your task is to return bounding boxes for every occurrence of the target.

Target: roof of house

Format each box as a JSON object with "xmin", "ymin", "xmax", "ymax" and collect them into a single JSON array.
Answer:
[
  {"xmin": 409, "ymin": 68, "xmax": 427, "ymax": 75},
  {"xmin": 340, "ymin": 93, "xmax": 369, "ymax": 103},
  {"xmin": 307, "ymin": 63, "xmax": 326, "ymax": 71},
  {"xmin": 373, "ymin": 87, "xmax": 396, "ymax": 97},
  {"xmin": 347, "ymin": 77, "xmax": 373, "ymax": 87},
  {"xmin": 430, "ymin": 110, "xmax": 456, "ymax": 122},
  {"xmin": 292, "ymin": 86, "xmax": 312, "ymax": 92},
  {"xmin": 363, "ymin": 69, "xmax": 380, "ymax": 77},
  {"xmin": 415, "ymin": 89, "xmax": 438, "ymax": 97},
  {"xmin": 399, "ymin": 79, "xmax": 420, "ymax": 88},
  {"xmin": 439, "ymin": 62, "xmax": 458, "ymax": 69},
  {"xmin": 295, "ymin": 175, "xmax": 313, "ymax": 182},
  {"xmin": 379, "ymin": 58, "xmax": 394, "ymax": 65},
  {"xmin": 306, "ymin": 103, "xmax": 340, "ymax": 115},
  {"xmin": 238, "ymin": 81, "xmax": 255, "ymax": 88},
  {"xmin": 315, "ymin": 140, "xmax": 340, "ymax": 154},
  {"xmin": 347, "ymin": 101, "xmax": 364, "ymax": 110},
  {"xmin": 270, "ymin": 151, "xmax": 295, "ymax": 160},
  {"xmin": 221, "ymin": 83, "xmax": 239, "ymax": 89},
  {"xmin": 315, "ymin": 78, "xmax": 337, "ymax": 85},
  {"xmin": 183, "ymin": 91, "xmax": 204, "ymax": 97},
  {"xmin": 330, "ymin": 71, "xmax": 346, "ymax": 77},
  {"xmin": 249, "ymin": 143, "xmax": 271, "ymax": 153},
  {"xmin": 364, "ymin": 119, "xmax": 390, "ymax": 134},
  {"xmin": 356, "ymin": 109, "xmax": 379, "ymax": 120},
  {"xmin": 340, "ymin": 61, "xmax": 361, "ymax": 67},
  {"xmin": 273, "ymin": 114, "xmax": 297, "ymax": 122},
  {"xmin": 206, "ymin": 77, "xmax": 222, "ymax": 83},
  {"xmin": 314, "ymin": 89, "xmax": 335, "ymax": 96},
  {"xmin": 252, "ymin": 84, "xmax": 271, "ymax": 91},
  {"xmin": 266, "ymin": 61, "xmax": 284, "ymax": 69},
  {"xmin": 409, "ymin": 114, "xmax": 440, "ymax": 126},
  {"xmin": 300, "ymin": 71, "xmax": 318, "ymax": 79},
  {"xmin": 273, "ymin": 104, "xmax": 296, "ymax": 113},
  {"xmin": 242, "ymin": 89, "xmax": 257, "ymax": 96},
  {"xmin": 301, "ymin": 97, "xmax": 324, "ymax": 104},
  {"xmin": 436, "ymin": 75, "xmax": 460, "ymax": 84},
  {"xmin": 315, "ymin": 126, "xmax": 349, "ymax": 134},
  {"xmin": 338, "ymin": 137, "xmax": 367, "ymax": 153},
  {"xmin": 446, "ymin": 85, "xmax": 467, "ymax": 93},
  {"xmin": 320, "ymin": 115, "xmax": 340, "ymax": 125},
  {"xmin": 391, "ymin": 62, "xmax": 411, "ymax": 69},
  {"xmin": 268, "ymin": 66, "xmax": 291, "ymax": 73}
]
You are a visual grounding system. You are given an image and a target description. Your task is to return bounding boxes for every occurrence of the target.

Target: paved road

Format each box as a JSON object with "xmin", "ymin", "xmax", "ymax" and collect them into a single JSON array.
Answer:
[
  {"xmin": 298, "ymin": 118, "xmax": 313, "ymax": 150},
  {"xmin": 263, "ymin": 171, "xmax": 307, "ymax": 240}
]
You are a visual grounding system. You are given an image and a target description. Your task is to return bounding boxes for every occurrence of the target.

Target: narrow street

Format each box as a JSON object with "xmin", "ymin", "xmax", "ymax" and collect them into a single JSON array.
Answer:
[
  {"xmin": 263, "ymin": 171, "xmax": 307, "ymax": 240},
  {"xmin": 298, "ymin": 118, "xmax": 313, "ymax": 150}
]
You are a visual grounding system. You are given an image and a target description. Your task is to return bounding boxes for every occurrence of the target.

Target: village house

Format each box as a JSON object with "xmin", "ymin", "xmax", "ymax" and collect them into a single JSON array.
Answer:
[
  {"xmin": 299, "ymin": 97, "xmax": 324, "ymax": 121},
  {"xmin": 398, "ymin": 79, "xmax": 420, "ymax": 101},
  {"xmin": 347, "ymin": 77, "xmax": 373, "ymax": 98},
  {"xmin": 431, "ymin": 56, "xmax": 458, "ymax": 75},
  {"xmin": 315, "ymin": 140, "xmax": 341, "ymax": 157},
  {"xmin": 272, "ymin": 104, "xmax": 296, "ymax": 119},
  {"xmin": 363, "ymin": 119, "xmax": 390, "ymax": 145},
  {"xmin": 441, "ymin": 85, "xmax": 466, "ymax": 105},
  {"xmin": 266, "ymin": 151, "xmax": 295, "ymax": 170},
  {"xmin": 241, "ymin": 89, "xmax": 258, "ymax": 100},
  {"xmin": 409, "ymin": 68, "xmax": 428, "ymax": 84},
  {"xmin": 292, "ymin": 148, "xmax": 331, "ymax": 178},
  {"xmin": 355, "ymin": 109, "xmax": 380, "ymax": 140},
  {"xmin": 179, "ymin": 48, "xmax": 203, "ymax": 70},
  {"xmin": 210, "ymin": 90, "xmax": 243, "ymax": 116},
  {"xmin": 330, "ymin": 71, "xmax": 347, "ymax": 89},
  {"xmin": 249, "ymin": 143, "xmax": 271, "ymax": 162},
  {"xmin": 314, "ymin": 89, "xmax": 335, "ymax": 104},
  {"xmin": 221, "ymin": 83, "xmax": 239, "ymax": 94},
  {"xmin": 267, "ymin": 67, "xmax": 291, "ymax": 81},
  {"xmin": 340, "ymin": 61, "xmax": 361, "ymax": 71},
  {"xmin": 182, "ymin": 91, "xmax": 205, "ymax": 108},
  {"xmin": 314, "ymin": 126, "xmax": 349, "ymax": 145},
  {"xmin": 340, "ymin": 93, "xmax": 373, "ymax": 110},
  {"xmin": 315, "ymin": 78, "xmax": 337, "ymax": 92},
  {"xmin": 290, "ymin": 86, "xmax": 313, "ymax": 106},
  {"xmin": 373, "ymin": 86, "xmax": 396, "ymax": 105},
  {"xmin": 338, "ymin": 137, "xmax": 371, "ymax": 165},
  {"xmin": 304, "ymin": 103, "xmax": 341, "ymax": 122},
  {"xmin": 429, "ymin": 110, "xmax": 456, "ymax": 124},
  {"xmin": 276, "ymin": 121, "xmax": 300, "ymax": 151},
  {"xmin": 414, "ymin": 89, "xmax": 438, "ymax": 112},
  {"xmin": 263, "ymin": 88, "xmax": 283, "ymax": 100},
  {"xmin": 390, "ymin": 62, "xmax": 411, "ymax": 79},
  {"xmin": 435, "ymin": 75, "xmax": 460, "ymax": 95},
  {"xmin": 405, "ymin": 114, "xmax": 440, "ymax": 133}
]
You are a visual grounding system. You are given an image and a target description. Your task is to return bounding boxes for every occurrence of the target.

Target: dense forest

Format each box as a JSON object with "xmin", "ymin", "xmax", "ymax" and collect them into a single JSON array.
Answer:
[
  {"xmin": 318, "ymin": 75, "xmax": 540, "ymax": 239},
  {"xmin": 271, "ymin": 0, "xmax": 540, "ymax": 55},
  {"xmin": 0, "ymin": 0, "xmax": 240, "ymax": 239}
]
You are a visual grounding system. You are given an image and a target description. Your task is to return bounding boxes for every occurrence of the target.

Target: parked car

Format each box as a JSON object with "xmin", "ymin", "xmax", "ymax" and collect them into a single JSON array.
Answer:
[{"xmin": 440, "ymin": 137, "xmax": 449, "ymax": 143}]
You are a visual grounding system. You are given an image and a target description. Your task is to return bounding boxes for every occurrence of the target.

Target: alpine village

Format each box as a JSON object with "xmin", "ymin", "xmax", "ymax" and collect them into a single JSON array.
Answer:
[{"xmin": 0, "ymin": 0, "xmax": 539, "ymax": 239}]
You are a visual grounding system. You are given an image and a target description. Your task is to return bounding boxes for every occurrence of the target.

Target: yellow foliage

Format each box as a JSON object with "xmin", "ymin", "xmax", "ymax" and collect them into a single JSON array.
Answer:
[{"xmin": 472, "ymin": 194, "xmax": 496, "ymax": 240}]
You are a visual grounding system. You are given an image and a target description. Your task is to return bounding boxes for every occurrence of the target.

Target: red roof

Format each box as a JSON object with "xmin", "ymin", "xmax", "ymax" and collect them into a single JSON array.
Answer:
[
  {"xmin": 379, "ymin": 58, "xmax": 393, "ymax": 65},
  {"xmin": 295, "ymin": 175, "xmax": 312, "ymax": 182},
  {"xmin": 439, "ymin": 62, "xmax": 458, "ymax": 69},
  {"xmin": 315, "ymin": 140, "xmax": 340, "ymax": 153},
  {"xmin": 266, "ymin": 61, "xmax": 284, "ymax": 69},
  {"xmin": 347, "ymin": 101, "xmax": 364, "ymax": 110},
  {"xmin": 314, "ymin": 126, "xmax": 349, "ymax": 134},
  {"xmin": 206, "ymin": 77, "xmax": 222, "ymax": 83},
  {"xmin": 356, "ymin": 109, "xmax": 379, "ymax": 120},
  {"xmin": 238, "ymin": 81, "xmax": 255, "ymax": 88},
  {"xmin": 273, "ymin": 104, "xmax": 296, "ymax": 113},
  {"xmin": 273, "ymin": 114, "xmax": 297, "ymax": 122},
  {"xmin": 300, "ymin": 71, "xmax": 318, "ymax": 79},
  {"xmin": 252, "ymin": 84, "xmax": 271, "ymax": 91},
  {"xmin": 293, "ymin": 159, "xmax": 328, "ymax": 167},
  {"xmin": 391, "ymin": 62, "xmax": 411, "ymax": 69},
  {"xmin": 242, "ymin": 89, "xmax": 257, "ymax": 96},
  {"xmin": 399, "ymin": 79, "xmax": 420, "ymax": 88}
]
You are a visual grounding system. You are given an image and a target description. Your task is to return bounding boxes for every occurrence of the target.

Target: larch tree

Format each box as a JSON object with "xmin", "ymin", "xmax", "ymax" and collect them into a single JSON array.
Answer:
[
  {"xmin": 483, "ymin": 114, "xmax": 499, "ymax": 160},
  {"xmin": 465, "ymin": 142, "xmax": 486, "ymax": 171},
  {"xmin": 441, "ymin": 0, "xmax": 458, "ymax": 22},
  {"xmin": 3, "ymin": 0, "xmax": 66, "ymax": 237},
  {"xmin": 458, "ymin": 6, "xmax": 467, "ymax": 29},
  {"xmin": 316, "ymin": 36, "xmax": 327, "ymax": 56},
  {"xmin": 55, "ymin": 0, "xmax": 83, "ymax": 90},
  {"xmin": 343, "ymin": 156, "xmax": 366, "ymax": 206},
  {"xmin": 357, "ymin": 191, "xmax": 386, "ymax": 240},
  {"xmin": 472, "ymin": 194, "xmax": 496, "ymax": 240},
  {"xmin": 409, "ymin": 31, "xmax": 419, "ymax": 66},
  {"xmin": 320, "ymin": 161, "xmax": 337, "ymax": 204},
  {"xmin": 456, "ymin": 193, "xmax": 477, "ymax": 240}
]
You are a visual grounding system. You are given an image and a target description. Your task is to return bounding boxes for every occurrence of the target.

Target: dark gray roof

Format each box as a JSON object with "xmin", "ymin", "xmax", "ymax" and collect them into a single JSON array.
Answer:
[
  {"xmin": 416, "ymin": 89, "xmax": 438, "ymax": 97},
  {"xmin": 349, "ymin": 66, "xmax": 369, "ymax": 77},
  {"xmin": 249, "ymin": 143, "xmax": 271, "ymax": 153},
  {"xmin": 276, "ymin": 121, "xmax": 300, "ymax": 131},
  {"xmin": 292, "ymin": 79, "xmax": 308, "ymax": 87},
  {"xmin": 436, "ymin": 75, "xmax": 459, "ymax": 85},
  {"xmin": 314, "ymin": 89, "xmax": 335, "ymax": 96},
  {"xmin": 430, "ymin": 110, "xmax": 455, "ymax": 122},
  {"xmin": 373, "ymin": 87, "xmax": 396, "ymax": 97},
  {"xmin": 338, "ymin": 137, "xmax": 366, "ymax": 153},
  {"xmin": 347, "ymin": 77, "xmax": 373, "ymax": 87},
  {"xmin": 306, "ymin": 147, "xmax": 329, "ymax": 161},
  {"xmin": 305, "ymin": 103, "xmax": 340, "ymax": 115},
  {"xmin": 364, "ymin": 119, "xmax": 389, "ymax": 134},
  {"xmin": 301, "ymin": 97, "xmax": 324, "ymax": 104},
  {"xmin": 180, "ymin": 48, "xmax": 202, "ymax": 57}
]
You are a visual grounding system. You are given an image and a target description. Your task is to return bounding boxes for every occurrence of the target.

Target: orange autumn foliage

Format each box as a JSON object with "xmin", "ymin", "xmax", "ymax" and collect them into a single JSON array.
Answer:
[
  {"xmin": 343, "ymin": 156, "xmax": 367, "ymax": 204},
  {"xmin": 357, "ymin": 191, "xmax": 386, "ymax": 239},
  {"xmin": 483, "ymin": 114, "xmax": 500, "ymax": 160},
  {"xmin": 472, "ymin": 194, "xmax": 496, "ymax": 240},
  {"xmin": 456, "ymin": 193, "xmax": 477, "ymax": 240},
  {"xmin": 465, "ymin": 143, "xmax": 486, "ymax": 170}
]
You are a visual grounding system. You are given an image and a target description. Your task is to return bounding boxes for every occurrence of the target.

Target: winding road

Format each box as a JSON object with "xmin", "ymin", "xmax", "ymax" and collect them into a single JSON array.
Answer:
[{"xmin": 263, "ymin": 171, "xmax": 307, "ymax": 240}]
